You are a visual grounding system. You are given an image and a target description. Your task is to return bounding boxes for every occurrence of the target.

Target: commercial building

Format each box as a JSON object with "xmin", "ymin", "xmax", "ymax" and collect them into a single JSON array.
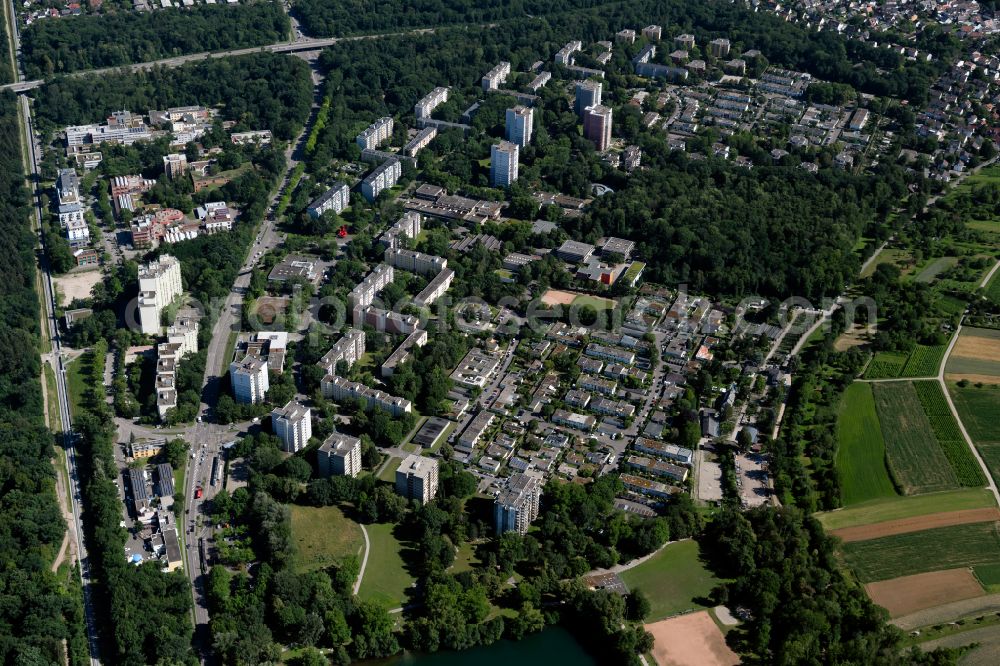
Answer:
[
  {"xmin": 356, "ymin": 116, "xmax": 394, "ymax": 151},
  {"xmin": 129, "ymin": 439, "xmax": 165, "ymax": 460},
  {"xmin": 555, "ymin": 239, "xmax": 596, "ymax": 263},
  {"xmin": 583, "ymin": 105, "xmax": 613, "ymax": 152},
  {"xmin": 361, "ymin": 158, "xmax": 402, "ymax": 202},
  {"xmin": 482, "ymin": 62, "xmax": 511, "ymax": 91},
  {"xmin": 230, "ymin": 351, "xmax": 269, "ymax": 404},
  {"xmin": 162, "ymin": 153, "xmax": 187, "ymax": 180},
  {"xmin": 137, "ymin": 255, "xmax": 182, "ymax": 335},
  {"xmin": 505, "ymin": 106, "xmax": 534, "ymax": 147},
  {"xmin": 306, "ymin": 181, "xmax": 350, "ymax": 219},
  {"xmin": 414, "ymin": 87, "xmax": 449, "ymax": 119},
  {"xmin": 321, "ymin": 375, "xmax": 413, "ymax": 416},
  {"xmin": 574, "ymin": 80, "xmax": 602, "ymax": 116},
  {"xmin": 395, "ymin": 454, "xmax": 439, "ymax": 504},
  {"xmin": 317, "ymin": 328, "xmax": 366, "ymax": 374},
  {"xmin": 272, "ymin": 400, "xmax": 313, "ymax": 453},
  {"xmin": 490, "ymin": 141, "xmax": 519, "ymax": 188},
  {"xmin": 318, "ymin": 432, "xmax": 362, "ymax": 478},
  {"xmin": 494, "ymin": 473, "xmax": 542, "ymax": 535},
  {"xmin": 267, "ymin": 255, "xmax": 317, "ymax": 284}
]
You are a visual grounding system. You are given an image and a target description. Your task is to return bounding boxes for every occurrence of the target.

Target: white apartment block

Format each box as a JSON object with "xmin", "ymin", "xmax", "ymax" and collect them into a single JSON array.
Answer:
[
  {"xmin": 395, "ymin": 454, "xmax": 438, "ymax": 504},
  {"xmin": 356, "ymin": 117, "xmax": 394, "ymax": 151},
  {"xmin": 65, "ymin": 111, "xmax": 152, "ymax": 147},
  {"xmin": 505, "ymin": 106, "xmax": 534, "ymax": 147},
  {"xmin": 317, "ymin": 327, "xmax": 366, "ymax": 374},
  {"xmin": 494, "ymin": 473, "xmax": 542, "ymax": 535},
  {"xmin": 361, "ymin": 158, "xmax": 402, "ymax": 202},
  {"xmin": 491, "ymin": 141, "xmax": 519, "ymax": 188},
  {"xmin": 56, "ymin": 169, "xmax": 85, "ymax": 229},
  {"xmin": 348, "ymin": 264, "xmax": 394, "ymax": 310},
  {"xmin": 272, "ymin": 400, "xmax": 312, "ymax": 453},
  {"xmin": 384, "ymin": 247, "xmax": 447, "ymax": 275},
  {"xmin": 166, "ymin": 316, "xmax": 199, "ymax": 356},
  {"xmin": 414, "ymin": 87, "xmax": 449, "ymax": 119},
  {"xmin": 306, "ymin": 181, "xmax": 350, "ymax": 219},
  {"xmin": 527, "ymin": 71, "xmax": 552, "ymax": 92},
  {"xmin": 230, "ymin": 352, "xmax": 269, "ymax": 404},
  {"xmin": 378, "ymin": 211, "xmax": 421, "ymax": 249},
  {"xmin": 318, "ymin": 432, "xmax": 362, "ymax": 477},
  {"xmin": 66, "ymin": 218, "xmax": 90, "ymax": 244},
  {"xmin": 555, "ymin": 40, "xmax": 583, "ymax": 65},
  {"xmin": 575, "ymin": 80, "xmax": 602, "ymax": 115},
  {"xmin": 137, "ymin": 255, "xmax": 182, "ymax": 335},
  {"xmin": 413, "ymin": 268, "xmax": 455, "ymax": 308},
  {"xmin": 482, "ymin": 62, "xmax": 511, "ymax": 91},
  {"xmin": 403, "ymin": 127, "xmax": 437, "ymax": 157},
  {"xmin": 321, "ymin": 375, "xmax": 412, "ymax": 416}
]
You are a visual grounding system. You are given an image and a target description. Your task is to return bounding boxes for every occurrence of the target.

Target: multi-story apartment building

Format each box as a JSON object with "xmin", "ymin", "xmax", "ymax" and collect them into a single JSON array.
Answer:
[
  {"xmin": 381, "ymin": 328, "xmax": 429, "ymax": 377},
  {"xmin": 494, "ymin": 473, "xmax": 542, "ymax": 535},
  {"xmin": 230, "ymin": 351, "xmax": 269, "ymax": 404},
  {"xmin": 555, "ymin": 40, "xmax": 582, "ymax": 65},
  {"xmin": 317, "ymin": 327, "xmax": 366, "ymax": 374},
  {"xmin": 272, "ymin": 400, "xmax": 312, "ymax": 453},
  {"xmin": 622, "ymin": 145, "xmax": 642, "ymax": 170},
  {"xmin": 583, "ymin": 105, "xmax": 613, "ymax": 152},
  {"xmin": 616, "ymin": 29, "xmax": 636, "ymax": 44},
  {"xmin": 414, "ymin": 87, "xmax": 449, "ymax": 119},
  {"xmin": 356, "ymin": 117, "xmax": 394, "ymax": 151},
  {"xmin": 675, "ymin": 33, "xmax": 696, "ymax": 50},
  {"xmin": 384, "ymin": 247, "xmax": 447, "ymax": 275},
  {"xmin": 585, "ymin": 343, "xmax": 635, "ymax": 365},
  {"xmin": 413, "ymin": 268, "xmax": 455, "ymax": 307},
  {"xmin": 321, "ymin": 375, "xmax": 413, "ymax": 416},
  {"xmin": 56, "ymin": 169, "xmax": 86, "ymax": 242},
  {"xmin": 162, "ymin": 153, "xmax": 188, "ymax": 180},
  {"xmin": 361, "ymin": 158, "xmax": 402, "ymax": 202},
  {"xmin": 574, "ymin": 80, "xmax": 602, "ymax": 116},
  {"xmin": 708, "ymin": 37, "xmax": 731, "ymax": 58},
  {"xmin": 481, "ymin": 62, "xmax": 511, "ymax": 91},
  {"xmin": 137, "ymin": 255, "xmax": 182, "ymax": 335},
  {"xmin": 65, "ymin": 110, "xmax": 152, "ymax": 146},
  {"xmin": 377, "ymin": 211, "xmax": 422, "ymax": 249},
  {"xmin": 348, "ymin": 264, "xmax": 394, "ymax": 310},
  {"xmin": 403, "ymin": 127, "xmax": 437, "ymax": 157},
  {"xmin": 642, "ymin": 25, "xmax": 662, "ymax": 40},
  {"xmin": 395, "ymin": 454, "xmax": 439, "ymax": 504},
  {"xmin": 490, "ymin": 141, "xmax": 519, "ymax": 187},
  {"xmin": 632, "ymin": 438, "xmax": 694, "ymax": 465},
  {"xmin": 527, "ymin": 71, "xmax": 552, "ymax": 92},
  {"xmin": 166, "ymin": 315, "xmax": 199, "ymax": 356},
  {"xmin": 306, "ymin": 181, "xmax": 350, "ymax": 219},
  {"xmin": 318, "ymin": 432, "xmax": 362, "ymax": 477},
  {"xmin": 505, "ymin": 106, "xmax": 534, "ymax": 147}
]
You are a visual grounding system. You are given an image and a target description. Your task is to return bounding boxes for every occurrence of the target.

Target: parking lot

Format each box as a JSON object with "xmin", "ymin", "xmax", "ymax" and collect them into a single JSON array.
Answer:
[{"xmin": 736, "ymin": 452, "xmax": 770, "ymax": 507}]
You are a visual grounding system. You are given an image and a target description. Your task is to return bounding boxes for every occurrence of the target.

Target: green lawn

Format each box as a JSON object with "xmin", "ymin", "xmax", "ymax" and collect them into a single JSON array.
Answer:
[
  {"xmin": 619, "ymin": 540, "xmax": 722, "ymax": 621},
  {"xmin": 451, "ymin": 540, "xmax": 480, "ymax": 574},
  {"xmin": 65, "ymin": 356, "xmax": 87, "ymax": 418},
  {"xmin": 571, "ymin": 294, "xmax": 616, "ymax": 311},
  {"xmin": 378, "ymin": 457, "xmax": 401, "ymax": 483},
  {"xmin": 289, "ymin": 504, "xmax": 365, "ymax": 573},
  {"xmin": 357, "ymin": 522, "xmax": 416, "ymax": 608},
  {"xmin": 873, "ymin": 382, "xmax": 958, "ymax": 495},
  {"xmin": 816, "ymin": 488, "xmax": 997, "ymax": 531},
  {"xmin": 43, "ymin": 361, "xmax": 62, "ymax": 432},
  {"xmin": 842, "ymin": 521, "xmax": 1000, "ymax": 583},
  {"xmin": 836, "ymin": 383, "xmax": 897, "ymax": 505},
  {"xmin": 914, "ymin": 256, "xmax": 958, "ymax": 283}
]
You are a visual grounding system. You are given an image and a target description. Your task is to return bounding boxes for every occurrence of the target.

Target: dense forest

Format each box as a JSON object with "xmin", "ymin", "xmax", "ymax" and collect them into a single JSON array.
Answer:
[
  {"xmin": 21, "ymin": 3, "xmax": 289, "ymax": 78},
  {"xmin": 0, "ymin": 91, "xmax": 86, "ymax": 663},
  {"xmin": 0, "ymin": 18, "xmax": 12, "ymax": 84},
  {"xmin": 34, "ymin": 53, "xmax": 313, "ymax": 141}
]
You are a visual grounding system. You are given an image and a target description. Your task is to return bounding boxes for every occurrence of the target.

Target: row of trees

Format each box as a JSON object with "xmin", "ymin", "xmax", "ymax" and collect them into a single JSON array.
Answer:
[
  {"xmin": 0, "ymin": 90, "xmax": 87, "ymax": 664},
  {"xmin": 21, "ymin": 3, "xmax": 289, "ymax": 78}
]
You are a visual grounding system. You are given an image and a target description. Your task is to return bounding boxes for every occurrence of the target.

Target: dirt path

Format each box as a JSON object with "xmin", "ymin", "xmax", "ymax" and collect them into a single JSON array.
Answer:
[
  {"xmin": 893, "ymin": 593, "xmax": 1000, "ymax": 631},
  {"xmin": 830, "ymin": 508, "xmax": 1000, "ymax": 543},
  {"xmin": 353, "ymin": 523, "xmax": 370, "ymax": 596}
]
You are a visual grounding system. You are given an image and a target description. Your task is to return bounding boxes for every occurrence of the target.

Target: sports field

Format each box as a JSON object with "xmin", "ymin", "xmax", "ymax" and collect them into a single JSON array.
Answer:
[
  {"xmin": 289, "ymin": 505, "xmax": 365, "ymax": 573},
  {"xmin": 357, "ymin": 522, "xmax": 416, "ymax": 608},
  {"xmin": 571, "ymin": 293, "xmax": 616, "ymax": 311},
  {"xmin": 865, "ymin": 568, "xmax": 984, "ymax": 618},
  {"xmin": 873, "ymin": 382, "xmax": 958, "ymax": 494},
  {"xmin": 645, "ymin": 611, "xmax": 739, "ymax": 666},
  {"xmin": 842, "ymin": 521, "xmax": 1000, "ymax": 583},
  {"xmin": 835, "ymin": 383, "xmax": 897, "ymax": 505},
  {"xmin": 619, "ymin": 540, "xmax": 721, "ymax": 621},
  {"xmin": 816, "ymin": 488, "xmax": 996, "ymax": 531},
  {"xmin": 945, "ymin": 327, "xmax": 1000, "ymax": 385}
]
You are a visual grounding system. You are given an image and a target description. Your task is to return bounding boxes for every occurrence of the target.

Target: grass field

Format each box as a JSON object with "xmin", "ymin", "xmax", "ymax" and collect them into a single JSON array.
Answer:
[
  {"xmin": 973, "ymin": 563, "xmax": 1000, "ymax": 592},
  {"xmin": 65, "ymin": 356, "xmax": 87, "ymax": 417},
  {"xmin": 950, "ymin": 384, "xmax": 1000, "ymax": 443},
  {"xmin": 571, "ymin": 293, "xmax": 616, "ymax": 311},
  {"xmin": 42, "ymin": 361, "xmax": 62, "ymax": 432},
  {"xmin": 816, "ymin": 488, "xmax": 997, "ymax": 531},
  {"xmin": 378, "ymin": 457, "xmax": 401, "ymax": 483},
  {"xmin": 842, "ymin": 521, "xmax": 1000, "ymax": 583},
  {"xmin": 619, "ymin": 540, "xmax": 722, "ymax": 621},
  {"xmin": 289, "ymin": 505, "xmax": 365, "ymax": 573},
  {"xmin": 357, "ymin": 522, "xmax": 416, "ymax": 609},
  {"xmin": 986, "ymin": 269, "xmax": 1000, "ymax": 302},
  {"xmin": 914, "ymin": 256, "xmax": 958, "ymax": 283},
  {"xmin": 873, "ymin": 382, "xmax": 958, "ymax": 494},
  {"xmin": 836, "ymin": 383, "xmax": 898, "ymax": 505},
  {"xmin": 912, "ymin": 381, "xmax": 986, "ymax": 486}
]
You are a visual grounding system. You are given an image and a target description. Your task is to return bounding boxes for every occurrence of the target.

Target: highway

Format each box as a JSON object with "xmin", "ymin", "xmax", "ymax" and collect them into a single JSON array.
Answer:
[{"xmin": 19, "ymin": 94, "xmax": 102, "ymax": 665}]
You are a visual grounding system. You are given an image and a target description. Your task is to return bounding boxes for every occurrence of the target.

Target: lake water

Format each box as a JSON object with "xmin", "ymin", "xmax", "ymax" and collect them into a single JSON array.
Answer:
[{"xmin": 376, "ymin": 626, "xmax": 596, "ymax": 666}]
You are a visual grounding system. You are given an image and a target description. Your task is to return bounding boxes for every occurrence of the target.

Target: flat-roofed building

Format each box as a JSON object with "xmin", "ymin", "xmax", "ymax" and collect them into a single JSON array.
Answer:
[
  {"xmin": 381, "ymin": 328, "xmax": 428, "ymax": 377},
  {"xmin": 674, "ymin": 33, "xmax": 696, "ymax": 50},
  {"xmin": 395, "ymin": 454, "xmax": 438, "ymax": 504},
  {"xmin": 384, "ymin": 247, "xmax": 447, "ymax": 275},
  {"xmin": 137, "ymin": 255, "xmax": 182, "ymax": 335},
  {"xmin": 348, "ymin": 264, "xmax": 394, "ymax": 311},
  {"xmin": 272, "ymin": 400, "xmax": 312, "ymax": 453},
  {"xmin": 162, "ymin": 153, "xmax": 187, "ymax": 180},
  {"xmin": 552, "ymin": 409, "xmax": 596, "ymax": 431},
  {"xmin": 632, "ymin": 437, "xmax": 694, "ymax": 465},
  {"xmin": 450, "ymin": 348, "xmax": 502, "ymax": 389},
  {"xmin": 555, "ymin": 239, "xmax": 595, "ymax": 263},
  {"xmin": 356, "ymin": 116, "xmax": 394, "ymax": 151},
  {"xmin": 403, "ymin": 127, "xmax": 437, "ymax": 157},
  {"xmin": 413, "ymin": 268, "xmax": 455, "ymax": 307},
  {"xmin": 575, "ymin": 80, "xmax": 602, "ymax": 116},
  {"xmin": 482, "ymin": 62, "xmax": 511, "ymax": 91},
  {"xmin": 321, "ymin": 375, "xmax": 412, "ymax": 416},
  {"xmin": 494, "ymin": 473, "xmax": 542, "ymax": 535},
  {"xmin": 490, "ymin": 141, "xmax": 519, "ymax": 187},
  {"xmin": 505, "ymin": 106, "xmax": 534, "ymax": 147},
  {"xmin": 620, "ymin": 471, "xmax": 675, "ymax": 497},
  {"xmin": 583, "ymin": 105, "xmax": 613, "ymax": 152},
  {"xmin": 318, "ymin": 432, "xmax": 362, "ymax": 477},
  {"xmin": 555, "ymin": 40, "xmax": 582, "ymax": 65},
  {"xmin": 414, "ymin": 87, "xmax": 449, "ymax": 119},
  {"xmin": 318, "ymin": 328, "xmax": 366, "ymax": 374},
  {"xmin": 156, "ymin": 462, "xmax": 175, "ymax": 498},
  {"xmin": 230, "ymin": 351, "xmax": 269, "ymax": 404},
  {"xmin": 458, "ymin": 410, "xmax": 495, "ymax": 450},
  {"xmin": 708, "ymin": 37, "xmax": 731, "ymax": 58},
  {"xmin": 307, "ymin": 181, "xmax": 350, "ymax": 218},
  {"xmin": 361, "ymin": 158, "xmax": 402, "ymax": 202},
  {"xmin": 642, "ymin": 25, "xmax": 662, "ymax": 40}
]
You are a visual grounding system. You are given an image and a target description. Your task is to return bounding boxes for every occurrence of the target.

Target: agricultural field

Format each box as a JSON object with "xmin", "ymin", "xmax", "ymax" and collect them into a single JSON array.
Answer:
[
  {"xmin": 950, "ymin": 383, "xmax": 1000, "ymax": 491},
  {"xmin": 289, "ymin": 505, "xmax": 365, "ymax": 573},
  {"xmin": 864, "ymin": 352, "xmax": 909, "ymax": 379},
  {"xmin": 619, "ymin": 539, "xmax": 722, "ymax": 622},
  {"xmin": 864, "ymin": 346, "xmax": 945, "ymax": 379},
  {"xmin": 830, "ymin": 508, "xmax": 1000, "ymax": 543},
  {"xmin": 946, "ymin": 327, "xmax": 1000, "ymax": 385},
  {"xmin": 973, "ymin": 563, "xmax": 1000, "ymax": 593},
  {"xmin": 865, "ymin": 568, "xmax": 985, "ymax": 618},
  {"xmin": 912, "ymin": 381, "xmax": 986, "ymax": 486},
  {"xmin": 842, "ymin": 521, "xmax": 1000, "ymax": 583},
  {"xmin": 816, "ymin": 488, "xmax": 997, "ymax": 531},
  {"xmin": 872, "ymin": 383, "xmax": 958, "ymax": 495},
  {"xmin": 835, "ymin": 383, "xmax": 897, "ymax": 505}
]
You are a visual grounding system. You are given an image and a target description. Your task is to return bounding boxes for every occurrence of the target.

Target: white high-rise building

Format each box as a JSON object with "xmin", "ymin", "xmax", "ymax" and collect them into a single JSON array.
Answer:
[
  {"xmin": 414, "ymin": 87, "xmax": 449, "ymax": 119},
  {"xmin": 494, "ymin": 473, "xmax": 542, "ymax": 535},
  {"xmin": 137, "ymin": 255, "xmax": 182, "ymax": 335},
  {"xmin": 318, "ymin": 432, "xmax": 362, "ymax": 477},
  {"xmin": 395, "ymin": 454, "xmax": 439, "ymax": 504},
  {"xmin": 505, "ymin": 106, "xmax": 534, "ymax": 148},
  {"xmin": 356, "ymin": 117, "xmax": 394, "ymax": 151},
  {"xmin": 230, "ymin": 352, "xmax": 269, "ymax": 404},
  {"xmin": 162, "ymin": 153, "xmax": 188, "ymax": 180},
  {"xmin": 272, "ymin": 400, "xmax": 312, "ymax": 453},
  {"xmin": 575, "ymin": 80, "xmax": 602, "ymax": 116},
  {"xmin": 490, "ymin": 141, "xmax": 519, "ymax": 188}
]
